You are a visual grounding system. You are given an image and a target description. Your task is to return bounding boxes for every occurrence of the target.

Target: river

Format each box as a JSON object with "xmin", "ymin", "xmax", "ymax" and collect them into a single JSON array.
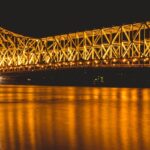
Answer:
[{"xmin": 0, "ymin": 85, "xmax": 149, "ymax": 150}]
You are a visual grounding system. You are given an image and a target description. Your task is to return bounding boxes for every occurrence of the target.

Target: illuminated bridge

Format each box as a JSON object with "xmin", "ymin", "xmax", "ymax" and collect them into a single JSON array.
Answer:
[
  {"xmin": 0, "ymin": 21, "xmax": 150, "ymax": 73},
  {"xmin": 0, "ymin": 21, "xmax": 150, "ymax": 86}
]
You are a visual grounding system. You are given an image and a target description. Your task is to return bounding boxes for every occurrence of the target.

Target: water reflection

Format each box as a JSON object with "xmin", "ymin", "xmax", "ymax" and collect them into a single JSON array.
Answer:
[{"xmin": 0, "ymin": 85, "xmax": 149, "ymax": 150}]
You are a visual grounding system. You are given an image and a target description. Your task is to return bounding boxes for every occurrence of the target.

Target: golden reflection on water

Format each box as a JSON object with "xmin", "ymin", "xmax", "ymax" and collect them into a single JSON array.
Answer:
[{"xmin": 0, "ymin": 85, "xmax": 149, "ymax": 150}]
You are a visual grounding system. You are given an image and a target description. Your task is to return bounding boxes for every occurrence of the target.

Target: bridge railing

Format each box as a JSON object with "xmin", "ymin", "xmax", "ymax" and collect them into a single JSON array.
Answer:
[{"xmin": 0, "ymin": 58, "xmax": 149, "ymax": 73}]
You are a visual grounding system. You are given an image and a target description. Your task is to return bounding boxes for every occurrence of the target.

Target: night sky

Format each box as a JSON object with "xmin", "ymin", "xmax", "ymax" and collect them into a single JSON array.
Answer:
[{"xmin": 0, "ymin": 0, "xmax": 149, "ymax": 38}]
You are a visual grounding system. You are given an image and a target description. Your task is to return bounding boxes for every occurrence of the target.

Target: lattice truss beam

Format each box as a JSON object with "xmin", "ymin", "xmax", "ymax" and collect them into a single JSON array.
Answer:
[
  {"xmin": 0, "ymin": 22, "xmax": 150, "ymax": 69},
  {"xmin": 0, "ymin": 28, "xmax": 44, "ymax": 67}
]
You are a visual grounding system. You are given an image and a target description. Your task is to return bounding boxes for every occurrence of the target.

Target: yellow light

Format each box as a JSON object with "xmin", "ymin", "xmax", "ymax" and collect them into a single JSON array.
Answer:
[
  {"xmin": 79, "ymin": 62, "xmax": 82, "ymax": 65},
  {"xmin": 127, "ymin": 61, "xmax": 130, "ymax": 64},
  {"xmin": 58, "ymin": 63, "xmax": 61, "ymax": 66},
  {"xmin": 122, "ymin": 59, "xmax": 127, "ymax": 63},
  {"xmin": 144, "ymin": 58, "xmax": 149, "ymax": 62},
  {"xmin": 70, "ymin": 62, "xmax": 75, "ymax": 65},
  {"xmin": 86, "ymin": 61, "xmax": 90, "ymax": 65},
  {"xmin": 112, "ymin": 58, "xmax": 117, "ymax": 63},
  {"xmin": 36, "ymin": 64, "xmax": 40, "ymax": 67},
  {"xmin": 103, "ymin": 60, "xmax": 108, "ymax": 64},
  {"xmin": 94, "ymin": 60, "xmax": 99, "ymax": 64},
  {"xmin": 133, "ymin": 58, "xmax": 138, "ymax": 63},
  {"xmin": 63, "ymin": 62, "xmax": 68, "ymax": 66}
]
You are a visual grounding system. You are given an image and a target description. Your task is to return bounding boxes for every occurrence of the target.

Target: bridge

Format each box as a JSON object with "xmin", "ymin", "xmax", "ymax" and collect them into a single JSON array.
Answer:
[{"xmin": 0, "ymin": 21, "xmax": 150, "ymax": 73}]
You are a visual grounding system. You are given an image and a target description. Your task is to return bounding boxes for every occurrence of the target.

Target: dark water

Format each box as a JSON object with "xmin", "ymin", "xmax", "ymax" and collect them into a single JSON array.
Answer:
[{"xmin": 0, "ymin": 85, "xmax": 149, "ymax": 150}]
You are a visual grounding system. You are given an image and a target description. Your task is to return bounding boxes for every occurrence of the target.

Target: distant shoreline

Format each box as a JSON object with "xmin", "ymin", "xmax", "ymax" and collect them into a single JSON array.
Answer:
[{"xmin": 1, "ymin": 67, "xmax": 150, "ymax": 87}]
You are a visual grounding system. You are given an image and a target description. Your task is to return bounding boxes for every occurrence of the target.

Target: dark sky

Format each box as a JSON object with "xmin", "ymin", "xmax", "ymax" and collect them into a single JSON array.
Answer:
[{"xmin": 0, "ymin": 0, "xmax": 149, "ymax": 38}]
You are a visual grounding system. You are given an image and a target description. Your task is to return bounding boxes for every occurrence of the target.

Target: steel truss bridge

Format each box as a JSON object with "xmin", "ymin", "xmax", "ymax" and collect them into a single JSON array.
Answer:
[{"xmin": 0, "ymin": 22, "xmax": 150, "ymax": 73}]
